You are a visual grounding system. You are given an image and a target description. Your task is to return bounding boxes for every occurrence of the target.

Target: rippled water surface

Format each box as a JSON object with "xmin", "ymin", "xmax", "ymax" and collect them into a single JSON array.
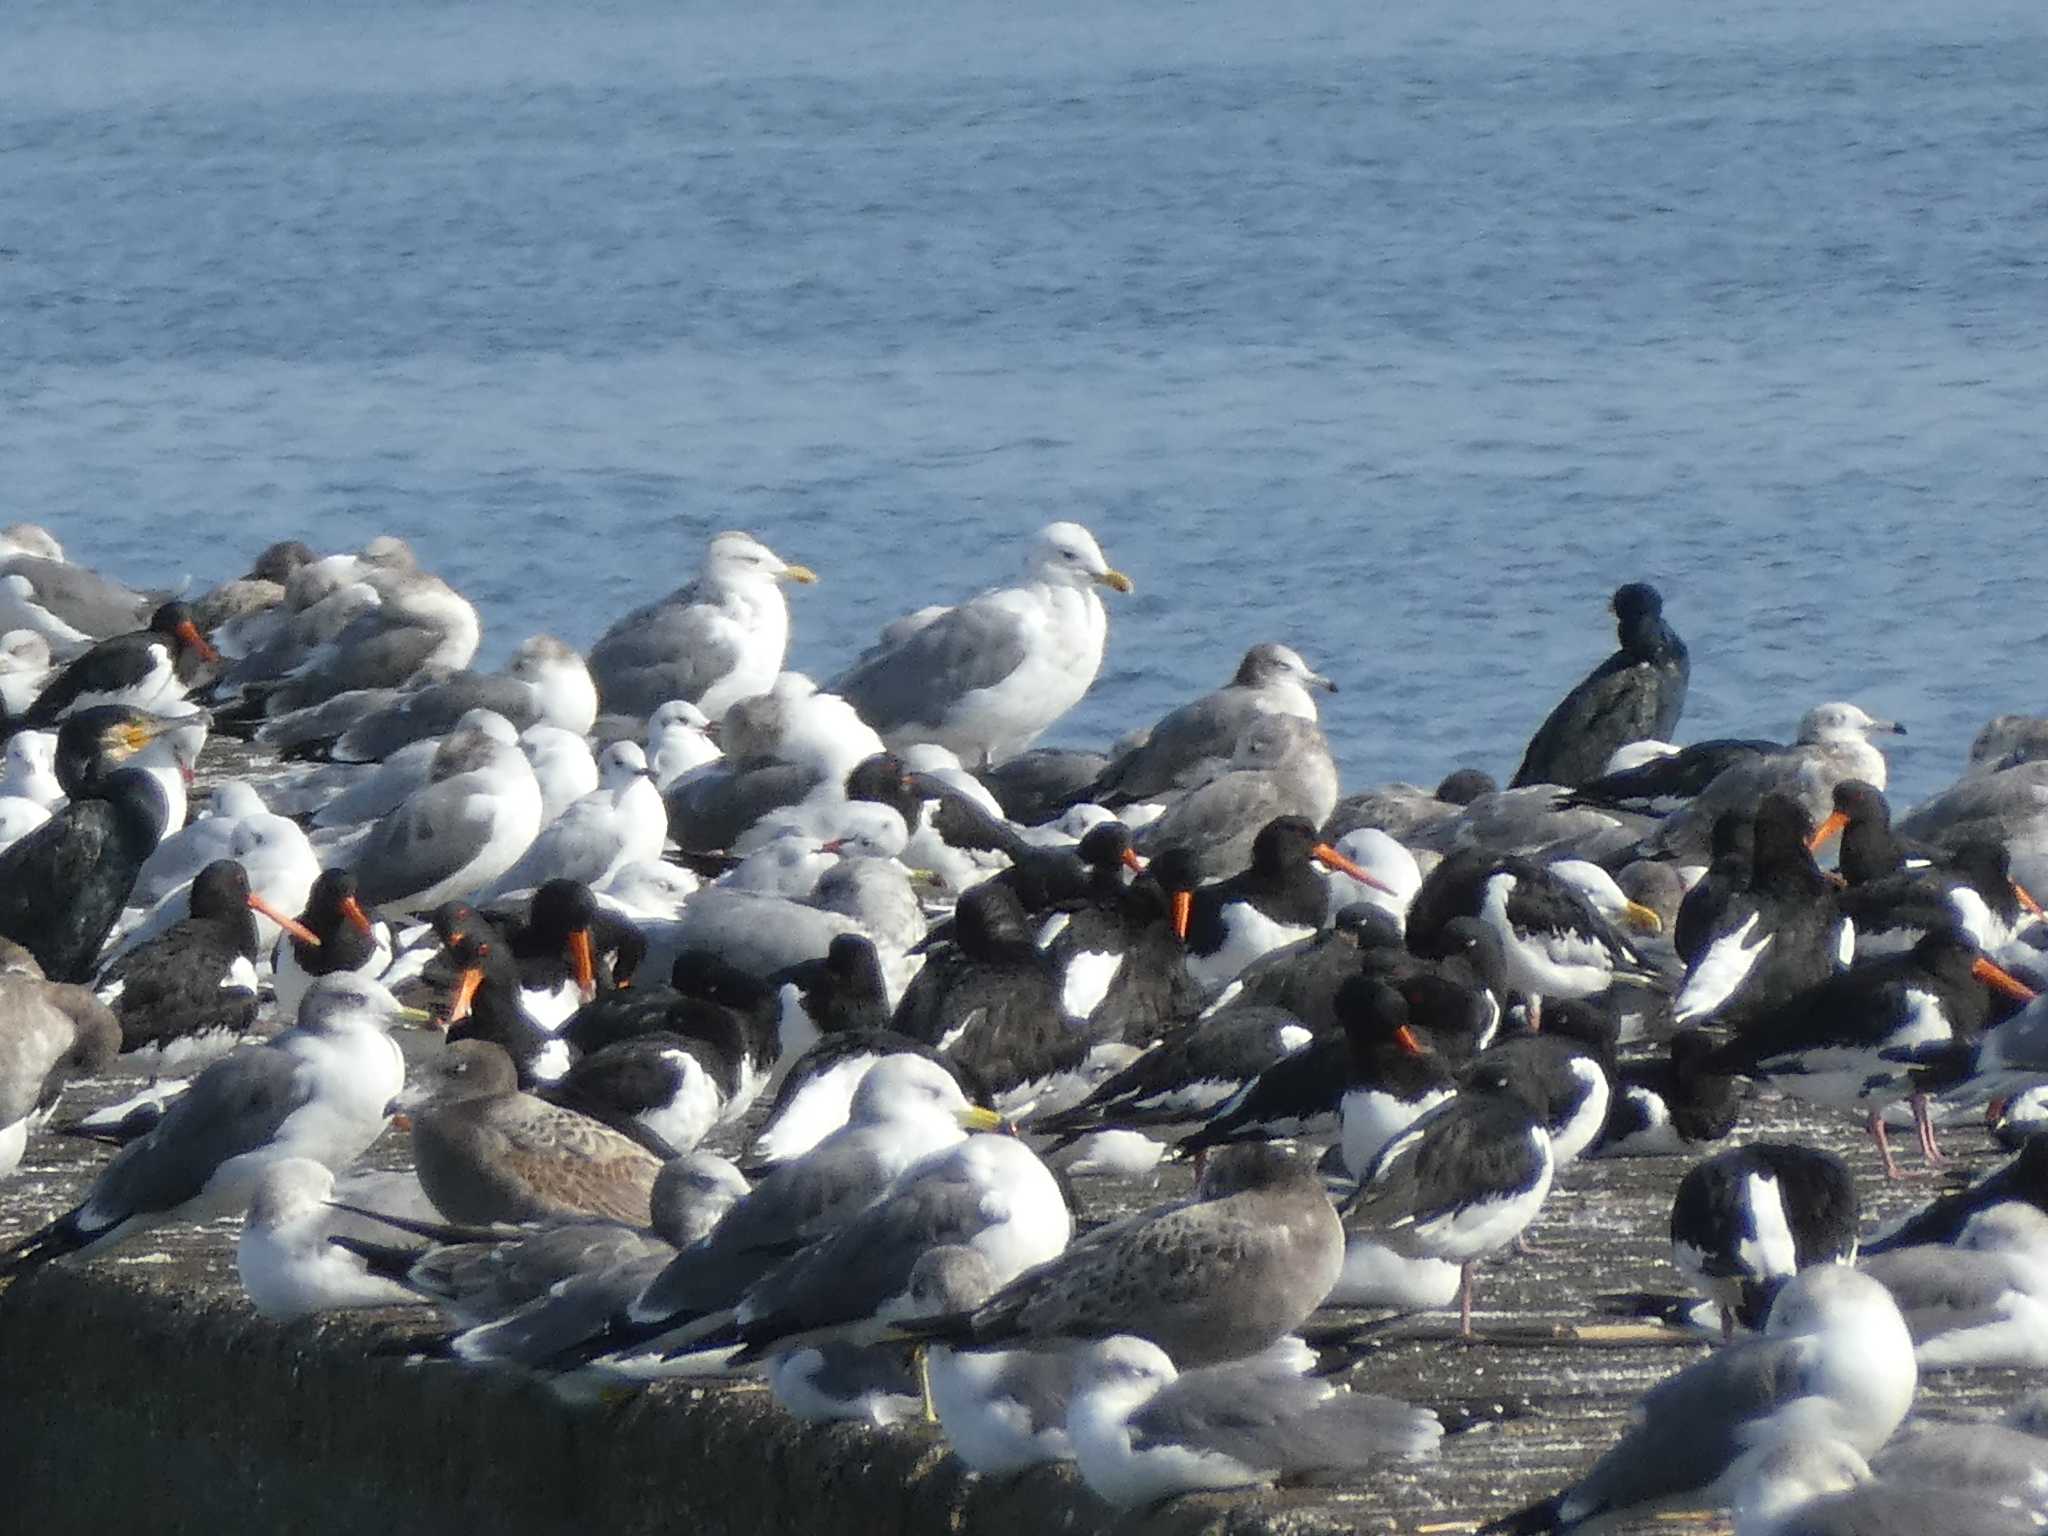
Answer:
[{"xmin": 6, "ymin": 0, "xmax": 2046, "ymax": 805}]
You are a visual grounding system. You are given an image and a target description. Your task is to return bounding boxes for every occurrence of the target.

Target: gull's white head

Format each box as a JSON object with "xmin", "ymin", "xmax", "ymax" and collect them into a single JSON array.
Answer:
[
  {"xmin": 848, "ymin": 1054, "xmax": 992, "ymax": 1130},
  {"xmin": 297, "ymin": 973, "xmax": 423, "ymax": 1034},
  {"xmin": 0, "ymin": 523, "xmax": 64, "ymax": 563},
  {"xmin": 0, "ymin": 629, "xmax": 51, "ymax": 671},
  {"xmin": 1075, "ymin": 1335, "xmax": 1179, "ymax": 1401},
  {"xmin": 1957, "ymin": 1200, "xmax": 2048, "ymax": 1255},
  {"xmin": 702, "ymin": 530, "xmax": 817, "ymax": 588},
  {"xmin": 598, "ymin": 740, "xmax": 654, "ymax": 791},
  {"xmin": 1797, "ymin": 702, "xmax": 1904, "ymax": 745},
  {"xmin": 1031, "ymin": 522, "xmax": 1132, "ymax": 595},
  {"xmin": 1726, "ymin": 1432, "xmax": 1870, "ymax": 1536}
]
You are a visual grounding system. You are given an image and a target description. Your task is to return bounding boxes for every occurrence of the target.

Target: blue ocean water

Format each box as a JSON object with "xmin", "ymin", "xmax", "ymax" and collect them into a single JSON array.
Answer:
[{"xmin": 5, "ymin": 0, "xmax": 2046, "ymax": 807}]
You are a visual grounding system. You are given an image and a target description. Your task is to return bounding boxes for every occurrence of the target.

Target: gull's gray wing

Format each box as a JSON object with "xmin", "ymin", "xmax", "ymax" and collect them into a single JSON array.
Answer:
[
  {"xmin": 77, "ymin": 1047, "xmax": 307, "ymax": 1230},
  {"xmin": 1131, "ymin": 1364, "xmax": 1438, "ymax": 1472},
  {"xmin": 412, "ymin": 1221, "xmax": 665, "ymax": 1325},
  {"xmin": 588, "ymin": 581, "xmax": 740, "ymax": 717},
  {"xmin": 274, "ymin": 614, "xmax": 452, "ymax": 711},
  {"xmin": 832, "ymin": 598, "xmax": 1029, "ymax": 735},
  {"xmin": 737, "ymin": 1161, "xmax": 998, "ymax": 1346},
  {"xmin": 335, "ymin": 673, "xmax": 536, "ymax": 762},
  {"xmin": 1898, "ymin": 762, "xmax": 2048, "ymax": 847},
  {"xmin": 351, "ymin": 774, "xmax": 499, "ymax": 909},
  {"xmin": 632, "ymin": 1137, "xmax": 892, "ymax": 1320},
  {"xmin": 0, "ymin": 555, "xmax": 152, "ymax": 637},
  {"xmin": 1092, "ymin": 687, "xmax": 1269, "ymax": 806},
  {"xmin": 457, "ymin": 1253, "xmax": 673, "ymax": 1366},
  {"xmin": 1554, "ymin": 1335, "xmax": 1813, "ymax": 1527}
]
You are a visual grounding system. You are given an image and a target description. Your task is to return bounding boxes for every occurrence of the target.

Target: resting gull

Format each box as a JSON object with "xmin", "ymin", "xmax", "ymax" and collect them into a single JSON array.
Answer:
[
  {"xmin": 1858, "ymin": 1200, "xmax": 2048, "ymax": 1369},
  {"xmin": 1638, "ymin": 703, "xmax": 1907, "ymax": 865},
  {"xmin": 897, "ymin": 1142, "xmax": 1342, "ymax": 1368},
  {"xmin": 907, "ymin": 1246, "xmax": 1080, "ymax": 1476},
  {"xmin": 236, "ymin": 1158, "xmax": 424, "ymax": 1320},
  {"xmin": 1727, "ymin": 1432, "xmax": 2044, "ymax": 1536},
  {"xmin": 478, "ymin": 741, "xmax": 665, "ymax": 901},
  {"xmin": 0, "ymin": 630, "xmax": 54, "ymax": 715},
  {"xmin": 599, "ymin": 1054, "xmax": 1000, "ymax": 1360},
  {"xmin": 731, "ymin": 1131, "xmax": 1071, "ymax": 1359},
  {"xmin": 832, "ymin": 521, "xmax": 1132, "ymax": 769},
  {"xmin": 588, "ymin": 530, "xmax": 817, "ymax": 721},
  {"xmin": 1477, "ymin": 1267, "xmax": 1916, "ymax": 1534},
  {"xmin": 258, "ymin": 633, "xmax": 598, "ymax": 763},
  {"xmin": 401, "ymin": 1038, "xmax": 664, "ymax": 1226},
  {"xmin": 350, "ymin": 721, "xmax": 544, "ymax": 915},
  {"xmin": 0, "ymin": 975, "xmax": 418, "ymax": 1274},
  {"xmin": 0, "ymin": 946, "xmax": 120, "ymax": 1178},
  {"xmin": 1067, "ymin": 1333, "xmax": 1441, "ymax": 1507},
  {"xmin": 1084, "ymin": 642, "xmax": 1334, "ymax": 808},
  {"xmin": 1133, "ymin": 713, "xmax": 1340, "ymax": 882}
]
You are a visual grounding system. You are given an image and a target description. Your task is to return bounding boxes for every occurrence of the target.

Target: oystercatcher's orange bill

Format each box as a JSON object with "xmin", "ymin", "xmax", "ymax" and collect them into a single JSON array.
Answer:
[
  {"xmin": 1972, "ymin": 955, "xmax": 2039, "ymax": 1004},
  {"xmin": 1311, "ymin": 842, "xmax": 1397, "ymax": 896},
  {"xmin": 248, "ymin": 892, "xmax": 319, "ymax": 947},
  {"xmin": 1807, "ymin": 810, "xmax": 1849, "ymax": 853}
]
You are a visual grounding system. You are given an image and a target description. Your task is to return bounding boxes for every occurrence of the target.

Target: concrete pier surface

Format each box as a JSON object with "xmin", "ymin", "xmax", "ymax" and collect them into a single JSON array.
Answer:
[{"xmin": 2, "ymin": 747, "xmax": 2038, "ymax": 1534}]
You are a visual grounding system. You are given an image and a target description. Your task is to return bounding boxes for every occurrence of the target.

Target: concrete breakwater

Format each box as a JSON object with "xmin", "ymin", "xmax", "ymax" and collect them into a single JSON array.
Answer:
[{"xmin": 2, "ymin": 1260, "xmax": 1345, "ymax": 1536}]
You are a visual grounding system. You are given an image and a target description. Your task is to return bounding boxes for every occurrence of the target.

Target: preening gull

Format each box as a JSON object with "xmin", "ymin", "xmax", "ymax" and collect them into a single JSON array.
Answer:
[
  {"xmin": 1477, "ymin": 1267, "xmax": 1917, "ymax": 1534},
  {"xmin": 1067, "ymin": 1334, "xmax": 1441, "ymax": 1507},
  {"xmin": 588, "ymin": 531, "xmax": 817, "ymax": 721},
  {"xmin": 0, "ymin": 975, "xmax": 418, "ymax": 1274},
  {"xmin": 832, "ymin": 521, "xmax": 1132, "ymax": 769}
]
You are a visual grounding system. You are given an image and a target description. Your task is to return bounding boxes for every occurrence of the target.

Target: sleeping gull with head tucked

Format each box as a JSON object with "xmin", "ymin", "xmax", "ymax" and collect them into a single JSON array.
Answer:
[
  {"xmin": 1067, "ymin": 1333, "xmax": 1441, "ymax": 1508},
  {"xmin": 832, "ymin": 521, "xmax": 1132, "ymax": 770}
]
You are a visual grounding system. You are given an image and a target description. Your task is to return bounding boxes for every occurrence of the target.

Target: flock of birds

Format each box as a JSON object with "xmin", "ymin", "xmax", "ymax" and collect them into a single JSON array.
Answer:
[{"xmin": 6, "ymin": 518, "xmax": 2048, "ymax": 1530}]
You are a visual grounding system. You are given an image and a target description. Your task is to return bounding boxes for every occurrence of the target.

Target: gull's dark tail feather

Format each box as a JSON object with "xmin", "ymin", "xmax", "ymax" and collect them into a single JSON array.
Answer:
[
  {"xmin": 1477, "ymin": 1493, "xmax": 1567, "ymax": 1536},
  {"xmin": 323, "ymin": 1200, "xmax": 520, "ymax": 1247},
  {"xmin": 0, "ymin": 1208, "xmax": 89, "ymax": 1280},
  {"xmin": 326, "ymin": 1232, "xmax": 426, "ymax": 1285}
]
